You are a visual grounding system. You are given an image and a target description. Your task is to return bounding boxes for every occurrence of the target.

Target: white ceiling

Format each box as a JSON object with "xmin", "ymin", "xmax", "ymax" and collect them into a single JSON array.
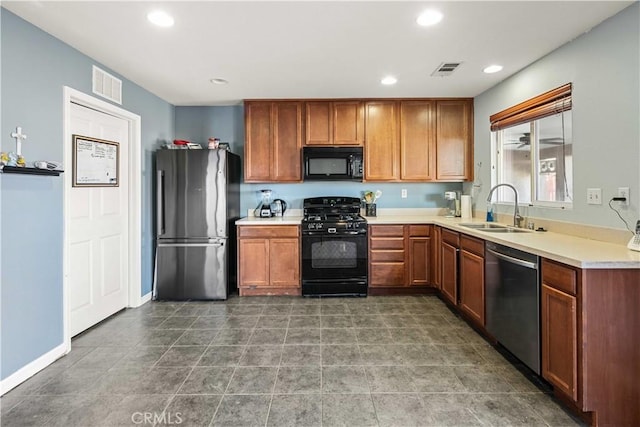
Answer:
[{"xmin": 3, "ymin": 1, "xmax": 633, "ymax": 106}]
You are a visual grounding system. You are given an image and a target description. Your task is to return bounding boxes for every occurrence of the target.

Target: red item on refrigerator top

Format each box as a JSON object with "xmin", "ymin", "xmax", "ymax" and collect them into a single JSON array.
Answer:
[{"xmin": 173, "ymin": 139, "xmax": 190, "ymax": 145}]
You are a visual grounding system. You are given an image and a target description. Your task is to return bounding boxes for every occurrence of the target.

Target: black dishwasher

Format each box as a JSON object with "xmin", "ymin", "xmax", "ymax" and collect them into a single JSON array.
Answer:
[{"xmin": 485, "ymin": 242, "xmax": 541, "ymax": 374}]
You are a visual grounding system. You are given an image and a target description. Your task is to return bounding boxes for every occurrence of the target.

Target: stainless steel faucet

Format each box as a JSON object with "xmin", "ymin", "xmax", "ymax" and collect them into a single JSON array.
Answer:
[{"xmin": 486, "ymin": 183, "xmax": 523, "ymax": 228}]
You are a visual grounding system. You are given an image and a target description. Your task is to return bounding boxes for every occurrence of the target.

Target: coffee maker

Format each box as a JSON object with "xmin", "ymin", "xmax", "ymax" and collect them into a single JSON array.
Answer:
[{"xmin": 444, "ymin": 191, "xmax": 461, "ymax": 217}]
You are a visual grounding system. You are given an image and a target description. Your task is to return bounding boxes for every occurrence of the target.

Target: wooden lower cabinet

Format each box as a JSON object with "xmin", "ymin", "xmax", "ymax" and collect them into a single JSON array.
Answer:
[
  {"xmin": 459, "ymin": 235, "xmax": 485, "ymax": 326},
  {"xmin": 237, "ymin": 225, "xmax": 300, "ymax": 295},
  {"xmin": 369, "ymin": 224, "xmax": 433, "ymax": 290},
  {"xmin": 238, "ymin": 238, "xmax": 269, "ymax": 288},
  {"xmin": 542, "ymin": 283, "xmax": 577, "ymax": 401},
  {"xmin": 369, "ymin": 225, "xmax": 406, "ymax": 287},
  {"xmin": 440, "ymin": 229, "xmax": 460, "ymax": 305},
  {"xmin": 432, "ymin": 226, "xmax": 442, "ymax": 289},
  {"xmin": 408, "ymin": 225, "xmax": 431, "ymax": 286},
  {"xmin": 540, "ymin": 258, "xmax": 640, "ymax": 426}
]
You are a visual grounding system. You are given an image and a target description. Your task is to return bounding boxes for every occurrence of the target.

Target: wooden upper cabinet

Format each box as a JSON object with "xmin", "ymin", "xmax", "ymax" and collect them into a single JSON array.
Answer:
[
  {"xmin": 305, "ymin": 101, "xmax": 363, "ymax": 146},
  {"xmin": 365, "ymin": 101, "xmax": 399, "ymax": 181},
  {"xmin": 333, "ymin": 101, "xmax": 364, "ymax": 145},
  {"xmin": 248, "ymin": 98, "xmax": 472, "ymax": 183},
  {"xmin": 245, "ymin": 101, "xmax": 302, "ymax": 182},
  {"xmin": 400, "ymin": 100, "xmax": 436, "ymax": 181},
  {"xmin": 244, "ymin": 102, "xmax": 273, "ymax": 181},
  {"xmin": 436, "ymin": 100, "xmax": 473, "ymax": 181},
  {"xmin": 305, "ymin": 102, "xmax": 332, "ymax": 145},
  {"xmin": 273, "ymin": 102, "xmax": 303, "ymax": 181}
]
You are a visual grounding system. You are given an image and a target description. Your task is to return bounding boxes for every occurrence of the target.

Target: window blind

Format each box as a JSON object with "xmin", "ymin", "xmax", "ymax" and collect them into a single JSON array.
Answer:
[{"xmin": 490, "ymin": 83, "xmax": 572, "ymax": 131}]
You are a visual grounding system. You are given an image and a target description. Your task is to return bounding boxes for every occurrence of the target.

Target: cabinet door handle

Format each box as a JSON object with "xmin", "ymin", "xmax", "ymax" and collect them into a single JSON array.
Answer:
[{"xmin": 157, "ymin": 170, "xmax": 165, "ymax": 236}]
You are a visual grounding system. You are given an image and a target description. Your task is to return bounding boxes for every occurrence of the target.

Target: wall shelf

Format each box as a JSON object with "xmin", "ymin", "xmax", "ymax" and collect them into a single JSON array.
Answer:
[{"xmin": 1, "ymin": 166, "xmax": 63, "ymax": 176}]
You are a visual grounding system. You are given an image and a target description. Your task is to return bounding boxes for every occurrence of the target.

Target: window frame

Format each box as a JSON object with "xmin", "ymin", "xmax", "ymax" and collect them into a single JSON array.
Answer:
[{"xmin": 490, "ymin": 83, "xmax": 573, "ymax": 210}]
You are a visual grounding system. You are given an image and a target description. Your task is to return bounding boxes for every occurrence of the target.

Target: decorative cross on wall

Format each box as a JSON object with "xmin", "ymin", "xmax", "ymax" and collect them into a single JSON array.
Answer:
[{"xmin": 10, "ymin": 126, "xmax": 27, "ymax": 156}]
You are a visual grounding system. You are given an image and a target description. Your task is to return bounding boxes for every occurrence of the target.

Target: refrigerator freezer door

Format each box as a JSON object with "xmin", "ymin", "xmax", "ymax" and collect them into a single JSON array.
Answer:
[
  {"xmin": 157, "ymin": 150, "xmax": 228, "ymax": 239},
  {"xmin": 155, "ymin": 239, "xmax": 228, "ymax": 300}
]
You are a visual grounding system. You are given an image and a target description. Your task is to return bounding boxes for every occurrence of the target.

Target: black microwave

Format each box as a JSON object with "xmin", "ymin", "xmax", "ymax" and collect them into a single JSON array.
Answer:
[{"xmin": 303, "ymin": 146, "xmax": 364, "ymax": 181}]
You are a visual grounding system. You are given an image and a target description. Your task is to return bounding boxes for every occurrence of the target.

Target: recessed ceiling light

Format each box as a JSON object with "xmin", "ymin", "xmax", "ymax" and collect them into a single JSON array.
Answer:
[
  {"xmin": 417, "ymin": 10, "xmax": 443, "ymax": 27},
  {"xmin": 147, "ymin": 10, "xmax": 174, "ymax": 27},
  {"xmin": 210, "ymin": 78, "xmax": 229, "ymax": 85},
  {"xmin": 483, "ymin": 65, "xmax": 503, "ymax": 74},
  {"xmin": 381, "ymin": 76, "xmax": 398, "ymax": 85}
]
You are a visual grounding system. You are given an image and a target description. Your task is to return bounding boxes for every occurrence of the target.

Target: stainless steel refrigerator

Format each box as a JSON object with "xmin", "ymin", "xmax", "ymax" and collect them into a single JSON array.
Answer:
[{"xmin": 154, "ymin": 149, "xmax": 241, "ymax": 300}]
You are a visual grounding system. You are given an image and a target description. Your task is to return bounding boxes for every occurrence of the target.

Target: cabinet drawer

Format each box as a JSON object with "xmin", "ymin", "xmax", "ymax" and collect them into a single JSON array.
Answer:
[
  {"xmin": 409, "ymin": 225, "xmax": 431, "ymax": 237},
  {"xmin": 238, "ymin": 225, "xmax": 299, "ymax": 238},
  {"xmin": 370, "ymin": 263, "xmax": 405, "ymax": 286},
  {"xmin": 542, "ymin": 259, "xmax": 577, "ymax": 296},
  {"xmin": 370, "ymin": 237, "xmax": 404, "ymax": 250},
  {"xmin": 441, "ymin": 228, "xmax": 460, "ymax": 246},
  {"xmin": 370, "ymin": 225, "xmax": 404, "ymax": 237},
  {"xmin": 371, "ymin": 250, "xmax": 405, "ymax": 262},
  {"xmin": 460, "ymin": 234, "xmax": 484, "ymax": 257}
]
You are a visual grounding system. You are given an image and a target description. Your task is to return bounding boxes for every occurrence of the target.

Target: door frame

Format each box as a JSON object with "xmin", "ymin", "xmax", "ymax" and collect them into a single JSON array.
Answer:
[{"xmin": 62, "ymin": 86, "xmax": 142, "ymax": 351}]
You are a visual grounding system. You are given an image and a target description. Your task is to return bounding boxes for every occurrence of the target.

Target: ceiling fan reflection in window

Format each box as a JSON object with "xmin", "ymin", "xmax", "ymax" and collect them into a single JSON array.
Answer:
[{"xmin": 505, "ymin": 132, "xmax": 565, "ymax": 149}]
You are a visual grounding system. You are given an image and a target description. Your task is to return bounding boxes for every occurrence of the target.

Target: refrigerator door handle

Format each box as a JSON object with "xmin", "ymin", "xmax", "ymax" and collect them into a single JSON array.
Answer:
[
  {"xmin": 157, "ymin": 170, "xmax": 165, "ymax": 236},
  {"xmin": 157, "ymin": 242, "xmax": 225, "ymax": 248}
]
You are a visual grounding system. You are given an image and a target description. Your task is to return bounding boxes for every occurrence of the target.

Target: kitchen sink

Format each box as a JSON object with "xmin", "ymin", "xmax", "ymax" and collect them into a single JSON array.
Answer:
[
  {"xmin": 460, "ymin": 223, "xmax": 508, "ymax": 229},
  {"xmin": 460, "ymin": 223, "xmax": 531, "ymax": 233},
  {"xmin": 478, "ymin": 227, "xmax": 531, "ymax": 233}
]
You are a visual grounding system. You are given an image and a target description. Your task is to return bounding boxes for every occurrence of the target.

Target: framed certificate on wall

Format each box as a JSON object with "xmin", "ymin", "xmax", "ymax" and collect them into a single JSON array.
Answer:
[{"xmin": 72, "ymin": 134, "xmax": 119, "ymax": 187}]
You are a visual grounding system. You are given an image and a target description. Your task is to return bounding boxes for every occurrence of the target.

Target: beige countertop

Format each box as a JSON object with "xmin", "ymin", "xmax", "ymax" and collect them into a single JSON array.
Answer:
[
  {"xmin": 236, "ymin": 216, "xmax": 303, "ymax": 226},
  {"xmin": 236, "ymin": 213, "xmax": 640, "ymax": 270}
]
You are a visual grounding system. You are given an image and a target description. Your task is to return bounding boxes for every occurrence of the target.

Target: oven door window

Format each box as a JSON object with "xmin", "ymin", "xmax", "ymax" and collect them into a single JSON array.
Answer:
[
  {"xmin": 311, "ymin": 239, "xmax": 357, "ymax": 269},
  {"xmin": 302, "ymin": 234, "xmax": 367, "ymax": 280}
]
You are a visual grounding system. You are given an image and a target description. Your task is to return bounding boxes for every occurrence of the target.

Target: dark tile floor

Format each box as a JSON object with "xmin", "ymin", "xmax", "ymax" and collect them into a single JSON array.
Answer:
[{"xmin": 1, "ymin": 295, "xmax": 584, "ymax": 426}]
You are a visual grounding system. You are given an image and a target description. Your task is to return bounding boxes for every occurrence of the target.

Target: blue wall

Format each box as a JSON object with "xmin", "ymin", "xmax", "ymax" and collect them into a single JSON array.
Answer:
[
  {"xmin": 175, "ymin": 105, "xmax": 463, "ymax": 215},
  {"xmin": 0, "ymin": 9, "xmax": 174, "ymax": 381}
]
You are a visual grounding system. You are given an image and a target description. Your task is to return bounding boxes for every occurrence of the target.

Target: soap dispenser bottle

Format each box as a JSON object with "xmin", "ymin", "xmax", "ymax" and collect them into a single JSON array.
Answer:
[{"xmin": 486, "ymin": 203, "xmax": 495, "ymax": 222}]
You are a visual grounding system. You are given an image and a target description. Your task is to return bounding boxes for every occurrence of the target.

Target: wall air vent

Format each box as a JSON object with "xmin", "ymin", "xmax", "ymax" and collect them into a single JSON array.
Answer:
[
  {"xmin": 431, "ymin": 62, "xmax": 462, "ymax": 77},
  {"xmin": 92, "ymin": 65, "xmax": 122, "ymax": 105}
]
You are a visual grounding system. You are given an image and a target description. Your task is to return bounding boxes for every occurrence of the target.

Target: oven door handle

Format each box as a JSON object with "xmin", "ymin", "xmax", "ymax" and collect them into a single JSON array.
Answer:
[{"xmin": 302, "ymin": 231, "xmax": 366, "ymax": 236}]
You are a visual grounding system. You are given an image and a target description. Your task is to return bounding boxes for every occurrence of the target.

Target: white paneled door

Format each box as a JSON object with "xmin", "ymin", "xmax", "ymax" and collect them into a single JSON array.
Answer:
[{"xmin": 69, "ymin": 102, "xmax": 129, "ymax": 336}]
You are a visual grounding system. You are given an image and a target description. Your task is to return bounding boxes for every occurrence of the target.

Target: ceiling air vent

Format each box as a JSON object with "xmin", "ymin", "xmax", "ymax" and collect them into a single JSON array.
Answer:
[
  {"xmin": 431, "ymin": 62, "xmax": 462, "ymax": 77},
  {"xmin": 92, "ymin": 65, "xmax": 122, "ymax": 104}
]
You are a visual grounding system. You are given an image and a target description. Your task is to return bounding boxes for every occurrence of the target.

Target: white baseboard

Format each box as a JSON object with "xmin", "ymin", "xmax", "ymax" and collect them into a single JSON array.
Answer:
[
  {"xmin": 127, "ymin": 291, "xmax": 151, "ymax": 309},
  {"xmin": 139, "ymin": 292, "xmax": 152, "ymax": 306},
  {"xmin": 0, "ymin": 342, "xmax": 68, "ymax": 395}
]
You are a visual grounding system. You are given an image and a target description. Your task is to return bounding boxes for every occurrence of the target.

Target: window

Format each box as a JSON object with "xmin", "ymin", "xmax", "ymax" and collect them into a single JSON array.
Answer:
[{"xmin": 490, "ymin": 84, "xmax": 573, "ymax": 207}]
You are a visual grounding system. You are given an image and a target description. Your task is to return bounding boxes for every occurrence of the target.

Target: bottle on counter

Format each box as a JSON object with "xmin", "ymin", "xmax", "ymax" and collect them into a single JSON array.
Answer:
[{"xmin": 486, "ymin": 203, "xmax": 495, "ymax": 222}]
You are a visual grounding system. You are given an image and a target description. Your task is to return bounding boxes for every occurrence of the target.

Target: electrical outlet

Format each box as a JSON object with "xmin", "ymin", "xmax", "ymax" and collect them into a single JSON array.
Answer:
[
  {"xmin": 587, "ymin": 188, "xmax": 602, "ymax": 205},
  {"xmin": 617, "ymin": 187, "xmax": 630, "ymax": 206},
  {"xmin": 401, "ymin": 189, "xmax": 407, "ymax": 199}
]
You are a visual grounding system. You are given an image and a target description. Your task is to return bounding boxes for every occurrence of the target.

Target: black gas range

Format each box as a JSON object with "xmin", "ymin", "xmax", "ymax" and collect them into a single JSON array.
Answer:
[{"xmin": 301, "ymin": 197, "xmax": 368, "ymax": 297}]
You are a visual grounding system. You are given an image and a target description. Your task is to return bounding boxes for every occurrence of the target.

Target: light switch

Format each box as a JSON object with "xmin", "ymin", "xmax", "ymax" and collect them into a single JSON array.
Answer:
[{"xmin": 587, "ymin": 188, "xmax": 602, "ymax": 205}]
